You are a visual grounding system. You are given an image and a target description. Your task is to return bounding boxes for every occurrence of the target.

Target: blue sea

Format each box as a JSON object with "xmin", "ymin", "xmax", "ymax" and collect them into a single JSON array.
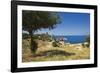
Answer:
[{"xmin": 55, "ymin": 35, "xmax": 87, "ymax": 44}]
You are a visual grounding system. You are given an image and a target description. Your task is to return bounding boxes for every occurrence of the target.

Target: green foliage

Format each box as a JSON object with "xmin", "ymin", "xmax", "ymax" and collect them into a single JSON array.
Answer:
[
  {"xmin": 32, "ymin": 32, "xmax": 52, "ymax": 42},
  {"xmin": 22, "ymin": 10, "xmax": 61, "ymax": 32},
  {"xmin": 22, "ymin": 33, "xmax": 29, "ymax": 39},
  {"xmin": 85, "ymin": 36, "xmax": 90, "ymax": 44},
  {"xmin": 52, "ymin": 41, "xmax": 60, "ymax": 47},
  {"xmin": 82, "ymin": 35, "xmax": 90, "ymax": 48},
  {"xmin": 86, "ymin": 44, "xmax": 89, "ymax": 47},
  {"xmin": 39, "ymin": 32, "xmax": 52, "ymax": 41},
  {"xmin": 22, "ymin": 10, "xmax": 61, "ymax": 53},
  {"xmin": 32, "ymin": 35, "xmax": 39, "ymax": 40},
  {"xmin": 82, "ymin": 43, "xmax": 85, "ymax": 47},
  {"xmin": 85, "ymin": 35, "xmax": 90, "ymax": 47}
]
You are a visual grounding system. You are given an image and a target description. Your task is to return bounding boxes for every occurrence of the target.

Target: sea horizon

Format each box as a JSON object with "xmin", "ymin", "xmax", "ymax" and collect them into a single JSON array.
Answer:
[{"xmin": 53, "ymin": 35, "xmax": 88, "ymax": 44}]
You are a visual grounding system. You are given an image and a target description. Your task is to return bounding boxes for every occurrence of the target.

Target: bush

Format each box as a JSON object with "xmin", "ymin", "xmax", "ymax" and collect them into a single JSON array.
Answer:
[
  {"xmin": 32, "ymin": 35, "xmax": 39, "ymax": 39},
  {"xmin": 22, "ymin": 33, "xmax": 29, "ymax": 39},
  {"xmin": 85, "ymin": 36, "xmax": 90, "ymax": 43},
  {"xmin": 52, "ymin": 41, "xmax": 60, "ymax": 47},
  {"xmin": 82, "ymin": 43, "xmax": 85, "ymax": 48},
  {"xmin": 37, "ymin": 33, "xmax": 52, "ymax": 41},
  {"xmin": 86, "ymin": 44, "xmax": 89, "ymax": 47},
  {"xmin": 85, "ymin": 35, "xmax": 90, "ymax": 47}
]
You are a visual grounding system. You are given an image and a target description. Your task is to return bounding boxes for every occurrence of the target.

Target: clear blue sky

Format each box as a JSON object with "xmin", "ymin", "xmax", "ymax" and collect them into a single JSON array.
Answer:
[{"xmin": 35, "ymin": 12, "xmax": 90, "ymax": 36}]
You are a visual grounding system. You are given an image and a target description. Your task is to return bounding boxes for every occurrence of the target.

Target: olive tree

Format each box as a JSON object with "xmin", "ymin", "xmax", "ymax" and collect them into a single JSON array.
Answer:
[{"xmin": 22, "ymin": 10, "xmax": 61, "ymax": 53}]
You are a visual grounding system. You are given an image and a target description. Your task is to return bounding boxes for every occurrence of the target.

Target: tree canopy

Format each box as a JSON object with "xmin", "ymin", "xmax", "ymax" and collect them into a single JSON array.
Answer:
[
  {"xmin": 22, "ymin": 10, "xmax": 61, "ymax": 53},
  {"xmin": 22, "ymin": 10, "xmax": 61, "ymax": 33}
]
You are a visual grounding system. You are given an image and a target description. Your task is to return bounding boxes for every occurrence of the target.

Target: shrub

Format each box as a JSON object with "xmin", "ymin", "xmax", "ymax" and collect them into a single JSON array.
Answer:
[
  {"xmin": 85, "ymin": 35, "xmax": 90, "ymax": 47},
  {"xmin": 37, "ymin": 33, "xmax": 52, "ymax": 41},
  {"xmin": 22, "ymin": 33, "xmax": 29, "ymax": 39},
  {"xmin": 52, "ymin": 41, "xmax": 60, "ymax": 47},
  {"xmin": 82, "ymin": 43, "xmax": 85, "ymax": 47},
  {"xmin": 85, "ymin": 36, "xmax": 90, "ymax": 43}
]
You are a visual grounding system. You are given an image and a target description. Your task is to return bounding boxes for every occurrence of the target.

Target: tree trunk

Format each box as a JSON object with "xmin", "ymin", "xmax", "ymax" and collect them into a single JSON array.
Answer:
[{"xmin": 29, "ymin": 31, "xmax": 37, "ymax": 54}]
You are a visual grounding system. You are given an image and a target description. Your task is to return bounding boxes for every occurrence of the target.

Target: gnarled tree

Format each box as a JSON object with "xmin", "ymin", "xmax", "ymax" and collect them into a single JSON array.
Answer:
[{"xmin": 22, "ymin": 10, "xmax": 61, "ymax": 53}]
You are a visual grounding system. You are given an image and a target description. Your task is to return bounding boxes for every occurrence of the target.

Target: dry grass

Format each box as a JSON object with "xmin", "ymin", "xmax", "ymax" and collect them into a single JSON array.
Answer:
[{"xmin": 22, "ymin": 39, "xmax": 90, "ymax": 62}]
